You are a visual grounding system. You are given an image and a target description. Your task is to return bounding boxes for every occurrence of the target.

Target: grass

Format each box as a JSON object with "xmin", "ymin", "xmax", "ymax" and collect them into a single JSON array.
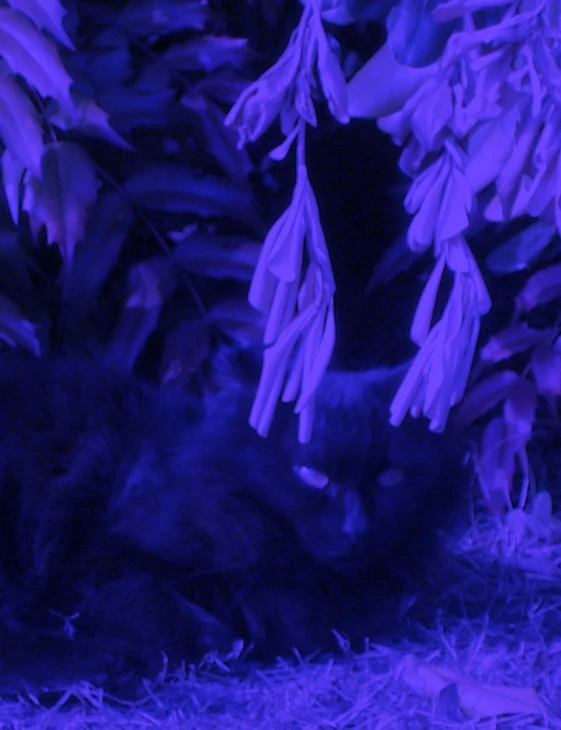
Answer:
[{"xmin": 2, "ymin": 500, "xmax": 561, "ymax": 729}]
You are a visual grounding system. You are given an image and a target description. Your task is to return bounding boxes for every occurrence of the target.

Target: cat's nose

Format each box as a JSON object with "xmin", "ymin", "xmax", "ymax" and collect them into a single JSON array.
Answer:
[{"xmin": 342, "ymin": 491, "xmax": 368, "ymax": 543}]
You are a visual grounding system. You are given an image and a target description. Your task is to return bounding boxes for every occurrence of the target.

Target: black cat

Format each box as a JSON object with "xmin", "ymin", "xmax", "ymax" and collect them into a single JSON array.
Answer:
[{"xmin": 0, "ymin": 348, "xmax": 467, "ymax": 697}]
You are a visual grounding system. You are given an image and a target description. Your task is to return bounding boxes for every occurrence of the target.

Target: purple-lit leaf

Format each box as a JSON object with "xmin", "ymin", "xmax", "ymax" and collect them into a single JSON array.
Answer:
[
  {"xmin": 174, "ymin": 235, "xmax": 261, "ymax": 282},
  {"xmin": 390, "ymin": 327, "xmax": 438, "ymax": 426},
  {"xmin": 225, "ymin": 32, "xmax": 303, "ymax": 147},
  {"xmin": 22, "ymin": 142, "xmax": 99, "ymax": 267},
  {"xmin": 365, "ymin": 234, "xmax": 420, "ymax": 291},
  {"xmin": 181, "ymin": 95, "xmax": 253, "ymax": 183},
  {"xmin": 269, "ymin": 125, "xmax": 299, "ymax": 161},
  {"xmin": 449, "ymin": 301, "xmax": 481, "ymax": 407},
  {"xmin": 503, "ymin": 378, "xmax": 537, "ymax": 448},
  {"xmin": 347, "ymin": 41, "xmax": 434, "ymax": 119},
  {"xmin": 409, "ymin": 78, "xmax": 453, "ymax": 149},
  {"xmin": 62, "ymin": 192, "xmax": 133, "ymax": 310},
  {"xmin": 405, "ymin": 155, "xmax": 448, "ymax": 251},
  {"xmin": 486, "ymin": 221, "xmax": 557, "ymax": 274},
  {"xmin": 164, "ymin": 36, "xmax": 251, "ymax": 72},
  {"xmin": 456, "ymin": 370, "xmax": 519, "ymax": 426},
  {"xmin": 480, "ymin": 324, "xmax": 550, "ymax": 363},
  {"xmin": 531, "ymin": 346, "xmax": 561, "ymax": 398},
  {"xmin": 196, "ymin": 69, "xmax": 251, "ymax": 107},
  {"xmin": 49, "ymin": 95, "xmax": 133, "ymax": 151},
  {"xmin": 410, "ymin": 253, "xmax": 446, "ymax": 345},
  {"xmin": 8, "ymin": 0, "xmax": 74, "ymax": 48},
  {"xmin": 0, "ymin": 292, "xmax": 39, "ymax": 355},
  {"xmin": 125, "ymin": 163, "xmax": 262, "ymax": 231},
  {"xmin": 528, "ymin": 162, "xmax": 558, "ymax": 222},
  {"xmin": 115, "ymin": 0, "xmax": 210, "ymax": 38},
  {"xmin": 0, "ymin": 76, "xmax": 44, "ymax": 176},
  {"xmin": 126, "ymin": 260, "xmax": 176, "ymax": 310},
  {"xmin": 264, "ymin": 280, "xmax": 299, "ymax": 346},
  {"xmin": 452, "ymin": 237, "xmax": 491, "ymax": 314},
  {"xmin": 160, "ymin": 319, "xmax": 211, "ymax": 389},
  {"xmin": 423, "ymin": 333, "xmax": 449, "ymax": 430},
  {"xmin": 444, "ymin": 233, "xmax": 471, "ymax": 273},
  {"xmin": 388, "ymin": 0, "xmax": 458, "ymax": 67},
  {"xmin": 249, "ymin": 184, "xmax": 307, "ymax": 313},
  {"xmin": 250, "ymin": 304, "xmax": 316, "ymax": 437},
  {"xmin": 282, "ymin": 336, "xmax": 306, "ymax": 405},
  {"xmin": 515, "ymin": 263, "xmax": 561, "ymax": 312},
  {"xmin": 403, "ymin": 155, "xmax": 447, "ymax": 210},
  {"xmin": 398, "ymin": 136, "xmax": 427, "ymax": 176},
  {"xmin": 105, "ymin": 259, "xmax": 176, "ymax": 373},
  {"xmin": 295, "ymin": 298, "xmax": 336, "ymax": 415},
  {"xmin": 303, "ymin": 0, "xmax": 355, "ymax": 25},
  {"xmin": 298, "ymin": 397, "xmax": 316, "ymax": 444},
  {"xmin": 105, "ymin": 305, "xmax": 161, "ymax": 374},
  {"xmin": 496, "ymin": 112, "xmax": 542, "ymax": 214},
  {"xmin": 464, "ymin": 105, "xmax": 520, "ymax": 194},
  {"xmin": 98, "ymin": 82, "xmax": 175, "ymax": 132},
  {"xmin": 1, "ymin": 149, "xmax": 25, "ymax": 224},
  {"xmin": 433, "ymin": 0, "xmax": 509, "ymax": 22},
  {"xmin": 437, "ymin": 167, "xmax": 472, "ymax": 242},
  {"xmin": 304, "ymin": 179, "xmax": 336, "ymax": 293},
  {"xmin": 478, "ymin": 416, "xmax": 516, "ymax": 514},
  {"xmin": 315, "ymin": 25, "xmax": 349, "ymax": 124},
  {"xmin": 0, "ymin": 8, "xmax": 72, "ymax": 104}
]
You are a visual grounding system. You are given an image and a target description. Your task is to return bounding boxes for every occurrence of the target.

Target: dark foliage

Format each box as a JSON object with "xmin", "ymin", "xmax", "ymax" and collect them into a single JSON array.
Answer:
[{"xmin": 0, "ymin": 349, "xmax": 468, "ymax": 697}]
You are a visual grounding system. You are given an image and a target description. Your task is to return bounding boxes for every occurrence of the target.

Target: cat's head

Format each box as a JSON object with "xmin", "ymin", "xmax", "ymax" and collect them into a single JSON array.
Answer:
[
  {"xmin": 207, "ymin": 356, "xmax": 468, "ymax": 571},
  {"xmin": 284, "ymin": 366, "xmax": 467, "ymax": 570},
  {"xmin": 110, "ymin": 348, "xmax": 468, "ymax": 578}
]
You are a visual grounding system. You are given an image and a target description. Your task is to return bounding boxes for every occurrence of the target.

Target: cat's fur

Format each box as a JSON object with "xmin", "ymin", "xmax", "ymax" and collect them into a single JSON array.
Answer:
[{"xmin": 0, "ymin": 349, "xmax": 467, "ymax": 696}]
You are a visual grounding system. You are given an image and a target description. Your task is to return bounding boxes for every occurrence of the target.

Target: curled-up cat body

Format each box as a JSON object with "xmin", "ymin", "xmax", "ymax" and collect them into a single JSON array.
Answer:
[{"xmin": 0, "ymin": 347, "xmax": 468, "ymax": 697}]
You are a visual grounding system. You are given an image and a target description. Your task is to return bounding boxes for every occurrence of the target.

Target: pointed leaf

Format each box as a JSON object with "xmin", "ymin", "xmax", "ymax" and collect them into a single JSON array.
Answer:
[
  {"xmin": 531, "ymin": 346, "xmax": 561, "ymax": 398},
  {"xmin": 0, "ymin": 75, "xmax": 44, "ymax": 176},
  {"xmin": 456, "ymin": 370, "xmax": 519, "ymax": 425},
  {"xmin": 0, "ymin": 292, "xmax": 39, "ymax": 354},
  {"xmin": 316, "ymin": 23, "xmax": 349, "ymax": 124},
  {"xmin": 21, "ymin": 142, "xmax": 99, "ymax": 267},
  {"xmin": 0, "ymin": 8, "xmax": 72, "ymax": 104},
  {"xmin": 486, "ymin": 221, "xmax": 557, "ymax": 274},
  {"xmin": 174, "ymin": 235, "xmax": 261, "ymax": 282},
  {"xmin": 8, "ymin": 0, "xmax": 74, "ymax": 48},
  {"xmin": 125, "ymin": 163, "xmax": 262, "ymax": 230},
  {"xmin": 480, "ymin": 324, "xmax": 550, "ymax": 363},
  {"xmin": 164, "ymin": 36, "xmax": 251, "ymax": 72},
  {"xmin": 49, "ymin": 95, "xmax": 133, "ymax": 151},
  {"xmin": 116, "ymin": 0, "xmax": 210, "ymax": 38},
  {"xmin": 61, "ymin": 192, "xmax": 133, "ymax": 310},
  {"xmin": 105, "ymin": 306, "xmax": 160, "ymax": 374},
  {"xmin": 478, "ymin": 416, "xmax": 516, "ymax": 513},
  {"xmin": 1, "ymin": 148, "xmax": 25, "ymax": 224},
  {"xmin": 515, "ymin": 263, "xmax": 561, "ymax": 312},
  {"xmin": 503, "ymin": 378, "xmax": 537, "ymax": 447},
  {"xmin": 347, "ymin": 41, "xmax": 434, "ymax": 119},
  {"xmin": 410, "ymin": 253, "xmax": 446, "ymax": 345}
]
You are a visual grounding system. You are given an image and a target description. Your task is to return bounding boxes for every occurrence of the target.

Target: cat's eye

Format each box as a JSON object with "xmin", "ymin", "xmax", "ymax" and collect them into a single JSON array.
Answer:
[{"xmin": 293, "ymin": 465, "xmax": 330, "ymax": 490}]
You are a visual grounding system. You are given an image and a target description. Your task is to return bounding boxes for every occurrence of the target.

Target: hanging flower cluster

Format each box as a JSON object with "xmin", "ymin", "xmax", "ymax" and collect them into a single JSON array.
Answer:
[
  {"xmin": 225, "ymin": 0, "xmax": 347, "ymax": 441},
  {"xmin": 347, "ymin": 0, "xmax": 561, "ymax": 438},
  {"xmin": 344, "ymin": 0, "xmax": 561, "ymax": 510}
]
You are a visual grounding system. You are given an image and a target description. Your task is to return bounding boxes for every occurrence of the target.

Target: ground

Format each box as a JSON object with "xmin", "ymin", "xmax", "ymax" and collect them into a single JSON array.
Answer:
[{"xmin": 2, "ymin": 504, "xmax": 561, "ymax": 729}]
